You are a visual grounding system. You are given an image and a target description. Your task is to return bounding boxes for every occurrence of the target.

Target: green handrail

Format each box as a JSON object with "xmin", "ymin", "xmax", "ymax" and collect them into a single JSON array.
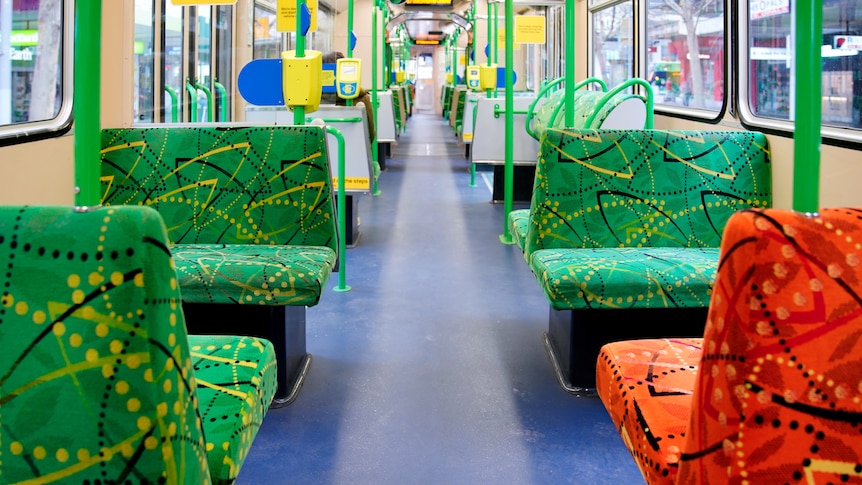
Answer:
[
  {"xmin": 293, "ymin": 0, "xmax": 307, "ymax": 125},
  {"xmin": 583, "ymin": 78, "xmax": 654, "ymax": 129},
  {"xmin": 524, "ymin": 76, "xmax": 566, "ymax": 138},
  {"xmin": 371, "ymin": 1, "xmax": 381, "ymax": 196},
  {"xmin": 185, "ymin": 80, "xmax": 198, "ymax": 122},
  {"xmin": 485, "ymin": 0, "xmax": 493, "ymax": 99},
  {"xmin": 564, "ymin": 0, "xmax": 575, "ymax": 127},
  {"xmin": 325, "ymin": 126, "xmax": 351, "ymax": 292},
  {"xmin": 214, "ymin": 80, "xmax": 227, "ymax": 122},
  {"xmin": 793, "ymin": 0, "xmax": 821, "ymax": 212},
  {"xmin": 469, "ymin": 98, "xmax": 478, "ymax": 188},
  {"xmin": 195, "ymin": 82, "xmax": 214, "ymax": 122},
  {"xmin": 499, "ymin": 0, "xmax": 514, "ymax": 244},
  {"xmin": 493, "ymin": 106, "xmax": 528, "ymax": 117},
  {"xmin": 346, "ymin": 0, "xmax": 354, "ymax": 107},
  {"xmin": 547, "ymin": 77, "xmax": 608, "ymax": 129},
  {"xmin": 306, "ymin": 117, "xmax": 363, "ymax": 124},
  {"xmin": 73, "ymin": 0, "xmax": 102, "ymax": 207},
  {"xmin": 164, "ymin": 85, "xmax": 179, "ymax": 123}
]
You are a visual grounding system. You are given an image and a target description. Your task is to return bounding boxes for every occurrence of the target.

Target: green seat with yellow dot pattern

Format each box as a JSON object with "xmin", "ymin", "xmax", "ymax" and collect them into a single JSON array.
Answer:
[
  {"xmin": 100, "ymin": 125, "xmax": 338, "ymax": 307},
  {"xmin": 0, "ymin": 205, "xmax": 276, "ymax": 484},
  {"xmin": 514, "ymin": 129, "xmax": 772, "ymax": 310}
]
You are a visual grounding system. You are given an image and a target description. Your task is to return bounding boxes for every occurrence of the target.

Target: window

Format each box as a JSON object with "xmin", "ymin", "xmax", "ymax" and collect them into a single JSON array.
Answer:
[
  {"xmin": 0, "ymin": 0, "xmax": 72, "ymax": 141},
  {"xmin": 590, "ymin": 1, "xmax": 634, "ymax": 90},
  {"xmin": 645, "ymin": 0, "xmax": 724, "ymax": 112},
  {"xmin": 743, "ymin": 0, "xmax": 862, "ymax": 134},
  {"xmin": 134, "ymin": 1, "xmax": 234, "ymax": 124},
  {"xmin": 254, "ymin": 1, "xmax": 281, "ymax": 59}
]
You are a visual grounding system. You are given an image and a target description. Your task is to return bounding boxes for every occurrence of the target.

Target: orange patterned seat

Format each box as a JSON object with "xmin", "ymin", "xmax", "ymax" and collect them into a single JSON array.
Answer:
[{"xmin": 597, "ymin": 208, "xmax": 862, "ymax": 484}]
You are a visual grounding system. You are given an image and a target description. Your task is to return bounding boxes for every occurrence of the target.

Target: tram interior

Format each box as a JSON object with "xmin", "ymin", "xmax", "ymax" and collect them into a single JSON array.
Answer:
[{"xmin": 4, "ymin": 0, "xmax": 862, "ymax": 484}]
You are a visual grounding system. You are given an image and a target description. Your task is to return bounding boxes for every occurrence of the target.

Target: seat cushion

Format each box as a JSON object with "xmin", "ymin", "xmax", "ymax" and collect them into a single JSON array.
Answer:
[
  {"xmin": 529, "ymin": 247, "xmax": 719, "ymax": 310},
  {"xmin": 596, "ymin": 338, "xmax": 703, "ymax": 485},
  {"xmin": 190, "ymin": 334, "xmax": 278, "ymax": 484},
  {"xmin": 507, "ymin": 209, "xmax": 531, "ymax": 252},
  {"xmin": 173, "ymin": 244, "xmax": 336, "ymax": 306}
]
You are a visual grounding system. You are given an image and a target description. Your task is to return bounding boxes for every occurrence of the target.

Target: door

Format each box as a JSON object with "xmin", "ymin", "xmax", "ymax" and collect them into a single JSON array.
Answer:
[
  {"xmin": 134, "ymin": 1, "xmax": 233, "ymax": 124},
  {"xmin": 414, "ymin": 52, "xmax": 434, "ymax": 112}
]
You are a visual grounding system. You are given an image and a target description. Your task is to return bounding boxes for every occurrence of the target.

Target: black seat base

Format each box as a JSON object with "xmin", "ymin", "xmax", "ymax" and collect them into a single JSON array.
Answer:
[
  {"xmin": 545, "ymin": 306, "xmax": 708, "ymax": 392},
  {"xmin": 183, "ymin": 303, "xmax": 310, "ymax": 408}
]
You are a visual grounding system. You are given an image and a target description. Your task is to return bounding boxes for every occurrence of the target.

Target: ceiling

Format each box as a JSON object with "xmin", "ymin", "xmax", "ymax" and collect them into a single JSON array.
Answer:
[{"xmin": 385, "ymin": 0, "xmax": 474, "ymax": 44}]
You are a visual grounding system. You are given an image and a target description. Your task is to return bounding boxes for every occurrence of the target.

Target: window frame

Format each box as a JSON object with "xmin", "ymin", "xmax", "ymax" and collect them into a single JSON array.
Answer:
[
  {"xmin": 636, "ymin": 0, "xmax": 728, "ymax": 122},
  {"xmin": 0, "ymin": 0, "xmax": 74, "ymax": 146},
  {"xmin": 737, "ymin": 0, "xmax": 862, "ymax": 147}
]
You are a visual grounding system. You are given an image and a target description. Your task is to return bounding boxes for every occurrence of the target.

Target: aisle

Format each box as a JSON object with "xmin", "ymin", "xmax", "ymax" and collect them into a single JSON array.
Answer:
[{"xmin": 239, "ymin": 113, "xmax": 644, "ymax": 484}]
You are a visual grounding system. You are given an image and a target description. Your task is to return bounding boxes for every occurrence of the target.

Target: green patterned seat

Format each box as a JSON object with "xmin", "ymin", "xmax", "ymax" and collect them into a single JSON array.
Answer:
[
  {"xmin": 101, "ymin": 126, "xmax": 338, "ymax": 406},
  {"xmin": 0, "ymin": 205, "xmax": 276, "ymax": 484},
  {"xmin": 524, "ymin": 128, "xmax": 772, "ymax": 310},
  {"xmin": 511, "ymin": 129, "xmax": 772, "ymax": 389}
]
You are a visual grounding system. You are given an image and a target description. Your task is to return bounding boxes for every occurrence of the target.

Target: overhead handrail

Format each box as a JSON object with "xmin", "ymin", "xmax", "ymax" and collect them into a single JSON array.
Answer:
[{"xmin": 583, "ymin": 78, "xmax": 654, "ymax": 130}]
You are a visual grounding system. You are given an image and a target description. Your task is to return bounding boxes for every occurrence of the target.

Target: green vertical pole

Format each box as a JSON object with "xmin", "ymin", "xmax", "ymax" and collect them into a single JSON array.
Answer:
[
  {"xmin": 383, "ymin": 12, "xmax": 390, "ymax": 87},
  {"xmin": 564, "ymin": 0, "xmax": 574, "ymax": 126},
  {"xmin": 372, "ymin": 2, "xmax": 381, "ymax": 196},
  {"xmin": 214, "ymin": 81, "xmax": 227, "ymax": 122},
  {"xmin": 185, "ymin": 81, "xmax": 198, "ymax": 122},
  {"xmin": 469, "ymin": 5, "xmax": 477, "ymax": 188},
  {"xmin": 326, "ymin": 127, "xmax": 351, "ymax": 292},
  {"xmin": 492, "ymin": 2, "xmax": 499, "ymax": 97},
  {"xmin": 164, "ymin": 86, "xmax": 179, "ymax": 123},
  {"xmin": 793, "ymin": 0, "xmax": 821, "ymax": 212},
  {"xmin": 499, "ymin": 0, "xmax": 514, "ymax": 244},
  {"xmin": 346, "ymin": 0, "xmax": 355, "ymax": 107},
  {"xmin": 74, "ymin": 0, "xmax": 102, "ymax": 207},
  {"xmin": 453, "ymin": 33, "xmax": 458, "ymax": 85},
  {"xmin": 485, "ymin": 0, "xmax": 492, "ymax": 98},
  {"xmin": 293, "ymin": 0, "xmax": 306, "ymax": 125}
]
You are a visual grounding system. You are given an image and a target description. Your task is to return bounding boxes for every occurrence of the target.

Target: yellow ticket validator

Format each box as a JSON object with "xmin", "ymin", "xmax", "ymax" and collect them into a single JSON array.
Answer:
[
  {"xmin": 283, "ymin": 50, "xmax": 322, "ymax": 112},
  {"xmin": 466, "ymin": 65, "xmax": 481, "ymax": 91},
  {"xmin": 336, "ymin": 58, "xmax": 362, "ymax": 100},
  {"xmin": 479, "ymin": 64, "xmax": 497, "ymax": 90}
]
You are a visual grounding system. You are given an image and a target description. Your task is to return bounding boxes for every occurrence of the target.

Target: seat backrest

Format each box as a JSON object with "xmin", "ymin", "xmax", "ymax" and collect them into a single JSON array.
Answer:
[
  {"xmin": 524, "ymin": 129, "xmax": 773, "ymax": 255},
  {"xmin": 678, "ymin": 207, "xmax": 862, "ymax": 483},
  {"xmin": 0, "ymin": 205, "xmax": 211, "ymax": 483},
  {"xmin": 531, "ymin": 89, "xmax": 648, "ymax": 139},
  {"xmin": 100, "ymin": 125, "xmax": 338, "ymax": 254}
]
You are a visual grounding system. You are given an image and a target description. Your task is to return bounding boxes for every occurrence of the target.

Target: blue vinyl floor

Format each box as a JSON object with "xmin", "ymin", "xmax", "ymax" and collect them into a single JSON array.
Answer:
[{"xmin": 237, "ymin": 112, "xmax": 645, "ymax": 484}]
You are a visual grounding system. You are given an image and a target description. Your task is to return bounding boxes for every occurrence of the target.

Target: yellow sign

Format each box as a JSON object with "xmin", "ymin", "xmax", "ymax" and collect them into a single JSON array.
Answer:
[
  {"xmin": 171, "ymin": 0, "xmax": 236, "ymax": 4},
  {"xmin": 322, "ymin": 70, "xmax": 335, "ymax": 87},
  {"xmin": 277, "ymin": 0, "xmax": 318, "ymax": 32},
  {"xmin": 514, "ymin": 16, "xmax": 545, "ymax": 44},
  {"xmin": 496, "ymin": 29, "xmax": 520, "ymax": 49},
  {"xmin": 331, "ymin": 177, "xmax": 370, "ymax": 190}
]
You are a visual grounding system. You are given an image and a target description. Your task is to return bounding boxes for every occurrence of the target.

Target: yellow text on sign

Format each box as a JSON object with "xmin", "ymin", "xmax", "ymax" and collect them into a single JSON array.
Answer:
[
  {"xmin": 496, "ymin": 29, "xmax": 521, "ymax": 50},
  {"xmin": 172, "ymin": 0, "xmax": 236, "ymax": 4},
  {"xmin": 322, "ymin": 70, "xmax": 336, "ymax": 87},
  {"xmin": 331, "ymin": 177, "xmax": 371, "ymax": 190},
  {"xmin": 277, "ymin": 0, "xmax": 318, "ymax": 32},
  {"xmin": 514, "ymin": 16, "xmax": 545, "ymax": 44}
]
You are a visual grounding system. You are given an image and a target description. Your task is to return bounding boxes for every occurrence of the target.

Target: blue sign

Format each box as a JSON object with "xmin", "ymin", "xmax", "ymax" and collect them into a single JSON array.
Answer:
[{"xmin": 238, "ymin": 59, "xmax": 285, "ymax": 106}]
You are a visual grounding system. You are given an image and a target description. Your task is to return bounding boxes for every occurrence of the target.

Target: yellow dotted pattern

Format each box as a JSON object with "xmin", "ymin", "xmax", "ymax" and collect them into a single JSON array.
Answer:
[{"xmin": 1, "ymin": 206, "xmax": 212, "ymax": 482}]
